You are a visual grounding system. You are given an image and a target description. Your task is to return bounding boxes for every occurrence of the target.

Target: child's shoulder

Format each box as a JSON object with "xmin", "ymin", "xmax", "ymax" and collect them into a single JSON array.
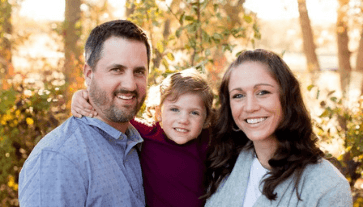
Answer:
[{"xmin": 130, "ymin": 118, "xmax": 159, "ymax": 137}]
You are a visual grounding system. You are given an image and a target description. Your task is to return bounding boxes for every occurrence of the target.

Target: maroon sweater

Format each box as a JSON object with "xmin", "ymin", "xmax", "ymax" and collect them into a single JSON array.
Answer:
[{"xmin": 130, "ymin": 119, "xmax": 209, "ymax": 207}]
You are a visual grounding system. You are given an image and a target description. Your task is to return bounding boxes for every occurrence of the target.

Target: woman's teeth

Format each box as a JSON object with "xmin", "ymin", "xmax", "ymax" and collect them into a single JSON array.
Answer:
[{"xmin": 246, "ymin": 117, "xmax": 267, "ymax": 124}]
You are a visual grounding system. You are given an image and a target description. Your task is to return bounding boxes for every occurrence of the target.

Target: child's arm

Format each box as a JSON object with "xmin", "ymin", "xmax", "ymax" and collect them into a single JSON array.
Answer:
[{"xmin": 71, "ymin": 89, "xmax": 97, "ymax": 118}]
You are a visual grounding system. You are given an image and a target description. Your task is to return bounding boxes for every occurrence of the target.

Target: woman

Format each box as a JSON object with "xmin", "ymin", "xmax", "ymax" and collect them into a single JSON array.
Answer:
[{"xmin": 203, "ymin": 49, "xmax": 352, "ymax": 206}]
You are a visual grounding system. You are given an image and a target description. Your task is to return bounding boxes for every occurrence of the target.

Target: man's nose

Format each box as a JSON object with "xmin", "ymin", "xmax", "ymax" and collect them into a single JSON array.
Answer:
[{"xmin": 121, "ymin": 71, "xmax": 137, "ymax": 91}]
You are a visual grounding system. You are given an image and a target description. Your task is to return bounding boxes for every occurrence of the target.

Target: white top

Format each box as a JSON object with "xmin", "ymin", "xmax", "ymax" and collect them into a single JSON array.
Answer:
[{"xmin": 242, "ymin": 157, "xmax": 269, "ymax": 207}]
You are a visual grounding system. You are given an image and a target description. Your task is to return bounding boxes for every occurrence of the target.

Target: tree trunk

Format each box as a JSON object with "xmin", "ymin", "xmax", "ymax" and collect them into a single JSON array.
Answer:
[
  {"xmin": 125, "ymin": 0, "xmax": 136, "ymax": 17},
  {"xmin": 64, "ymin": 0, "xmax": 83, "ymax": 110},
  {"xmin": 0, "ymin": 0, "xmax": 13, "ymax": 90},
  {"xmin": 297, "ymin": 0, "xmax": 320, "ymax": 83},
  {"xmin": 356, "ymin": 27, "xmax": 363, "ymax": 95},
  {"xmin": 337, "ymin": 0, "xmax": 352, "ymax": 97}
]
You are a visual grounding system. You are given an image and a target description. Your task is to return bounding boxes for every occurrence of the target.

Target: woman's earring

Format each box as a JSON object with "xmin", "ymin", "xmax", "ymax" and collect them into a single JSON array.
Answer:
[{"xmin": 232, "ymin": 124, "xmax": 241, "ymax": 132}]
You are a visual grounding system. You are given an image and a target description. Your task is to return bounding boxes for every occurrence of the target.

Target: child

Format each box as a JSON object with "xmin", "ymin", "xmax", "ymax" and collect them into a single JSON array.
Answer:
[{"xmin": 71, "ymin": 69, "xmax": 214, "ymax": 207}]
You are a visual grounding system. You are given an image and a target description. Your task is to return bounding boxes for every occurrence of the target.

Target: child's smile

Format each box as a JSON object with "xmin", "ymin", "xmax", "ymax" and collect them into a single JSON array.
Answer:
[{"xmin": 160, "ymin": 93, "xmax": 207, "ymax": 144}]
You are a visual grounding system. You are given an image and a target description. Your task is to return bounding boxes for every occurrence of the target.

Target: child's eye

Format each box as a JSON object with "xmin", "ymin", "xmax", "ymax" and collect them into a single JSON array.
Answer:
[
  {"xmin": 191, "ymin": 111, "xmax": 200, "ymax": 116},
  {"xmin": 257, "ymin": 90, "xmax": 270, "ymax": 96},
  {"xmin": 170, "ymin": 108, "xmax": 179, "ymax": 112}
]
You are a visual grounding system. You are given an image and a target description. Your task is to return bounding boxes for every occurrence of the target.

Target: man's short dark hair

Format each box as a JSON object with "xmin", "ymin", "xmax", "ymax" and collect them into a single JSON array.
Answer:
[{"xmin": 85, "ymin": 20, "xmax": 151, "ymax": 70}]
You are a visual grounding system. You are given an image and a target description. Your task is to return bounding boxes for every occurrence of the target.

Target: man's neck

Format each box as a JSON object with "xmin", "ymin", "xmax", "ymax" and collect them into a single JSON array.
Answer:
[{"xmin": 94, "ymin": 115, "xmax": 130, "ymax": 134}]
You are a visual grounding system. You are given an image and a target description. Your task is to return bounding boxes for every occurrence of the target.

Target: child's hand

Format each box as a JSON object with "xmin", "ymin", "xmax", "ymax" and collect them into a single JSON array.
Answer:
[{"xmin": 71, "ymin": 89, "xmax": 97, "ymax": 118}]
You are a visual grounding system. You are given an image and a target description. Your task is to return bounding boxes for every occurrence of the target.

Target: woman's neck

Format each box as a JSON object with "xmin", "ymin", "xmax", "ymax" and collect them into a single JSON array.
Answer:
[{"xmin": 253, "ymin": 137, "xmax": 278, "ymax": 170}]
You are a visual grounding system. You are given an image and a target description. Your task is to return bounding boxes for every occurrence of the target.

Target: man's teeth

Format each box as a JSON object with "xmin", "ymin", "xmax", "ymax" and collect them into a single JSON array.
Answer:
[
  {"xmin": 117, "ymin": 95, "xmax": 133, "ymax": 100},
  {"xmin": 175, "ymin": 128, "xmax": 188, "ymax": 132},
  {"xmin": 246, "ymin": 118, "xmax": 266, "ymax": 124}
]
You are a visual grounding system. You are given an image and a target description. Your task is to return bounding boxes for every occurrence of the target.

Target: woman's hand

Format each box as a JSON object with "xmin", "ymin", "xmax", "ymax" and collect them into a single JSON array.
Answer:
[{"xmin": 71, "ymin": 89, "xmax": 97, "ymax": 118}]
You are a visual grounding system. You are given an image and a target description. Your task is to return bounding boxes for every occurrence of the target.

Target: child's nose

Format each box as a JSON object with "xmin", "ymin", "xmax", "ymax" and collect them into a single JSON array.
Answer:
[{"xmin": 178, "ymin": 112, "xmax": 190, "ymax": 124}]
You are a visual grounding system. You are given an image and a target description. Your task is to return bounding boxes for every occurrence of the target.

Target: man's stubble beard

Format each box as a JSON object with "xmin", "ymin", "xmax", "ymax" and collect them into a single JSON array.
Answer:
[{"xmin": 89, "ymin": 79, "xmax": 146, "ymax": 123}]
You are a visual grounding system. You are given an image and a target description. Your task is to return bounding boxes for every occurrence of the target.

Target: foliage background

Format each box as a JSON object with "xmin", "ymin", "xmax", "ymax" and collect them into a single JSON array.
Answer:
[{"xmin": 0, "ymin": 0, "xmax": 362, "ymax": 206}]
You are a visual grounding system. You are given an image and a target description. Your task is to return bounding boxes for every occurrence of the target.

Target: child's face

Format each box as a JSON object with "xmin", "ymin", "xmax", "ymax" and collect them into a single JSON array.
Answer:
[{"xmin": 160, "ymin": 92, "xmax": 207, "ymax": 144}]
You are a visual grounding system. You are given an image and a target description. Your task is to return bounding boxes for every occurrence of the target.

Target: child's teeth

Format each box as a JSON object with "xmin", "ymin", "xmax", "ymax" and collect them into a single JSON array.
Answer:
[{"xmin": 175, "ymin": 128, "xmax": 187, "ymax": 132}]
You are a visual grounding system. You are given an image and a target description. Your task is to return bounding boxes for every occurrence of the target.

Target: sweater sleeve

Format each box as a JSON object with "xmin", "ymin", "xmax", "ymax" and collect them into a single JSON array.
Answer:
[{"xmin": 316, "ymin": 180, "xmax": 353, "ymax": 207}]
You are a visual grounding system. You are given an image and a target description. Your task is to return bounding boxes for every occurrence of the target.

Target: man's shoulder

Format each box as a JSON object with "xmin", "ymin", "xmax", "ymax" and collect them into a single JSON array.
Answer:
[{"xmin": 27, "ymin": 117, "xmax": 91, "ymax": 160}]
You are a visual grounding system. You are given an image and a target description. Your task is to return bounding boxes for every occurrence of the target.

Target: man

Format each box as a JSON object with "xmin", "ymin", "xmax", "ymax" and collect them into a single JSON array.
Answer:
[{"xmin": 18, "ymin": 20, "xmax": 151, "ymax": 207}]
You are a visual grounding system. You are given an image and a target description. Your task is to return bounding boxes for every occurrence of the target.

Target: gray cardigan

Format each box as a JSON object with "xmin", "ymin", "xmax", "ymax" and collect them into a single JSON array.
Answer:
[{"xmin": 205, "ymin": 148, "xmax": 353, "ymax": 207}]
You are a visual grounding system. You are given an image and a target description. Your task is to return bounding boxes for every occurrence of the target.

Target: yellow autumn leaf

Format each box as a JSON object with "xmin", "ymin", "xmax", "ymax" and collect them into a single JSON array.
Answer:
[
  {"xmin": 156, "ymin": 41, "xmax": 164, "ymax": 53},
  {"xmin": 26, "ymin": 117, "xmax": 34, "ymax": 125}
]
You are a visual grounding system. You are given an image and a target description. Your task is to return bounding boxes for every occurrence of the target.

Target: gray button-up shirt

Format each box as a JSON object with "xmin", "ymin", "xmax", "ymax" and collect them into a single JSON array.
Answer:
[{"xmin": 19, "ymin": 116, "xmax": 145, "ymax": 207}]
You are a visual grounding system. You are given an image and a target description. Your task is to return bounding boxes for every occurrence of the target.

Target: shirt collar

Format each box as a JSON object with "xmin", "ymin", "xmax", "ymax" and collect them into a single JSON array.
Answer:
[{"xmin": 78, "ymin": 116, "xmax": 144, "ymax": 146}]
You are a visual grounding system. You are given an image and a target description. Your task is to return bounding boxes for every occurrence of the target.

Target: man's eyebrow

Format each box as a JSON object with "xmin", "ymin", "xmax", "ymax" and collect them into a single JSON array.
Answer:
[
  {"xmin": 108, "ymin": 64, "xmax": 126, "ymax": 69},
  {"xmin": 134, "ymin": 66, "xmax": 147, "ymax": 71}
]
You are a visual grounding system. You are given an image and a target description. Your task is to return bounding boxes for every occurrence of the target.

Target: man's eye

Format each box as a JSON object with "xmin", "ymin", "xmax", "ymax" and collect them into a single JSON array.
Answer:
[
  {"xmin": 135, "ymin": 70, "xmax": 145, "ymax": 75},
  {"xmin": 111, "ymin": 68, "xmax": 122, "ymax": 72}
]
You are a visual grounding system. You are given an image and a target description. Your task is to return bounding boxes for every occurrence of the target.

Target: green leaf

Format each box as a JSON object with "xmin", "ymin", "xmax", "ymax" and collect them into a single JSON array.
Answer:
[
  {"xmin": 185, "ymin": 15, "xmax": 194, "ymax": 21},
  {"xmin": 205, "ymin": 49, "xmax": 211, "ymax": 56},
  {"xmin": 319, "ymin": 109, "xmax": 330, "ymax": 118},
  {"xmin": 179, "ymin": 12, "xmax": 185, "ymax": 25},
  {"xmin": 330, "ymin": 97, "xmax": 338, "ymax": 103},
  {"xmin": 307, "ymin": 84, "xmax": 315, "ymax": 91},
  {"xmin": 176, "ymin": 27, "xmax": 183, "ymax": 38},
  {"xmin": 316, "ymin": 89, "xmax": 320, "ymax": 99},
  {"xmin": 243, "ymin": 15, "xmax": 253, "ymax": 23},
  {"xmin": 327, "ymin": 90, "xmax": 336, "ymax": 97}
]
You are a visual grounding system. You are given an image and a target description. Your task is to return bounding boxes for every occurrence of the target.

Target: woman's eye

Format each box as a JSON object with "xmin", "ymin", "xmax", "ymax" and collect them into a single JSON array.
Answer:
[
  {"xmin": 232, "ymin": 94, "xmax": 244, "ymax": 99},
  {"xmin": 257, "ymin": 90, "xmax": 270, "ymax": 96}
]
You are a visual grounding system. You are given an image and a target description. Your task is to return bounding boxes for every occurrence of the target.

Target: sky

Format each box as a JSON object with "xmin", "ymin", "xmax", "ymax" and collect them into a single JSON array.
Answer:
[{"xmin": 18, "ymin": 0, "xmax": 338, "ymax": 23}]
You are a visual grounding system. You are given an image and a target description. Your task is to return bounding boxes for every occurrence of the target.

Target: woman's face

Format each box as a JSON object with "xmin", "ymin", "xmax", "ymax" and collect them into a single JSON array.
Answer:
[{"xmin": 228, "ymin": 61, "xmax": 283, "ymax": 144}]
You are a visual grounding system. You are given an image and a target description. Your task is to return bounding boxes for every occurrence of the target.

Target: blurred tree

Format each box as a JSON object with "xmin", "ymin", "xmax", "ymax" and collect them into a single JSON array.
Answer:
[
  {"xmin": 0, "ymin": 70, "xmax": 65, "ymax": 206},
  {"xmin": 125, "ymin": 0, "xmax": 136, "ymax": 17},
  {"xmin": 310, "ymin": 86, "xmax": 363, "ymax": 204},
  {"xmin": 357, "ymin": 27, "xmax": 363, "ymax": 95},
  {"xmin": 64, "ymin": 0, "xmax": 83, "ymax": 110},
  {"xmin": 337, "ymin": 0, "xmax": 352, "ymax": 97},
  {"xmin": 297, "ymin": 0, "xmax": 320, "ymax": 83},
  {"xmin": 356, "ymin": 0, "xmax": 363, "ymax": 95},
  {"xmin": 0, "ymin": 0, "xmax": 14, "ymax": 90},
  {"xmin": 127, "ymin": 0, "xmax": 259, "ymax": 89}
]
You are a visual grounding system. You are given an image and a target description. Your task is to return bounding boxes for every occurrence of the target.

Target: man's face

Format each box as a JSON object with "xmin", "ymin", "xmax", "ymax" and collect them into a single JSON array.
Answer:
[{"xmin": 85, "ymin": 36, "xmax": 148, "ymax": 128}]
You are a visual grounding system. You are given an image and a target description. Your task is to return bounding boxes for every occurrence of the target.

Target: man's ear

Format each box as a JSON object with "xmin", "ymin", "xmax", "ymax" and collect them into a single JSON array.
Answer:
[{"xmin": 84, "ymin": 64, "xmax": 93, "ymax": 87}]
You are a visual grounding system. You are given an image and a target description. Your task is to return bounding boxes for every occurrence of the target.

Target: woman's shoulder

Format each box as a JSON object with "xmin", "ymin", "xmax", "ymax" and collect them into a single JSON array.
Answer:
[{"xmin": 301, "ymin": 158, "xmax": 350, "ymax": 190}]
